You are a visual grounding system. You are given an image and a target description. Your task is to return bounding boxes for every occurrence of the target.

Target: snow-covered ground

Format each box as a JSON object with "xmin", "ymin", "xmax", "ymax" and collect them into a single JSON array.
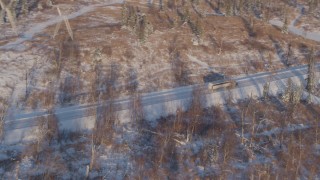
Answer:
[
  {"xmin": 0, "ymin": 0, "xmax": 123, "ymax": 51},
  {"xmin": 0, "ymin": 1, "xmax": 319, "ymax": 178},
  {"xmin": 3, "ymin": 64, "xmax": 319, "ymax": 144},
  {"xmin": 269, "ymin": 3, "xmax": 320, "ymax": 42},
  {"xmin": 269, "ymin": 19, "xmax": 320, "ymax": 42}
]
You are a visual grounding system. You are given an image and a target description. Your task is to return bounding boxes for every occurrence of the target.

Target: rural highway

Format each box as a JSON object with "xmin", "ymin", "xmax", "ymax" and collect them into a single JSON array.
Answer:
[
  {"xmin": 2, "ymin": 1, "xmax": 320, "ymax": 133},
  {"xmin": 5, "ymin": 63, "xmax": 320, "ymax": 131}
]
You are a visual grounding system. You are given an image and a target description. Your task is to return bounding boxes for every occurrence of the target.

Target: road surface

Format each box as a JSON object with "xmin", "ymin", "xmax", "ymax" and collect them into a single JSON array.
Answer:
[
  {"xmin": 1, "ymin": 2, "xmax": 320, "ymax": 144},
  {"xmin": 5, "ymin": 63, "xmax": 320, "ymax": 131}
]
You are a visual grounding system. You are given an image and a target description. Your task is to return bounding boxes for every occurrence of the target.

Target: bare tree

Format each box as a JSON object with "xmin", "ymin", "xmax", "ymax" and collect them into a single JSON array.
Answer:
[
  {"xmin": 92, "ymin": 63, "xmax": 120, "ymax": 145},
  {"xmin": 35, "ymin": 112, "xmax": 59, "ymax": 153},
  {"xmin": 52, "ymin": 42, "xmax": 63, "ymax": 76},
  {"xmin": 93, "ymin": 94, "xmax": 117, "ymax": 145},
  {"xmin": 172, "ymin": 107, "xmax": 184, "ymax": 134},
  {"xmin": 52, "ymin": 5, "xmax": 74, "ymax": 40},
  {"xmin": 59, "ymin": 76, "xmax": 81, "ymax": 105},
  {"xmin": 240, "ymin": 96, "xmax": 253, "ymax": 145},
  {"xmin": 0, "ymin": 0, "xmax": 17, "ymax": 34},
  {"xmin": 87, "ymin": 133, "xmax": 96, "ymax": 178},
  {"xmin": 130, "ymin": 93, "xmax": 144, "ymax": 128},
  {"xmin": 126, "ymin": 68, "xmax": 138, "ymax": 94},
  {"xmin": 171, "ymin": 51, "xmax": 190, "ymax": 86},
  {"xmin": 316, "ymin": 117, "xmax": 319, "ymax": 145},
  {"xmin": 90, "ymin": 62, "xmax": 102, "ymax": 103},
  {"xmin": 187, "ymin": 86, "xmax": 204, "ymax": 141}
]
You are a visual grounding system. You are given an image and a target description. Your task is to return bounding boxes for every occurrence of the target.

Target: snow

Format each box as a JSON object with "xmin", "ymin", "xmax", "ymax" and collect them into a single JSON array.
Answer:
[
  {"xmin": 269, "ymin": 4, "xmax": 320, "ymax": 42},
  {"xmin": 0, "ymin": 1, "xmax": 319, "ymax": 178},
  {"xmin": 0, "ymin": 153, "xmax": 9, "ymax": 161},
  {"xmin": 4, "ymin": 67, "xmax": 318, "ymax": 144},
  {"xmin": 270, "ymin": 19, "xmax": 320, "ymax": 42},
  {"xmin": 187, "ymin": 54, "xmax": 212, "ymax": 70},
  {"xmin": 0, "ymin": 0, "xmax": 123, "ymax": 51}
]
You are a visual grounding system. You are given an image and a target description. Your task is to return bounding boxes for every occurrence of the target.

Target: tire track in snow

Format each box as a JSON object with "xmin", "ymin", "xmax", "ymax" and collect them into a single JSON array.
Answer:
[
  {"xmin": 187, "ymin": 54, "xmax": 216, "ymax": 73},
  {"xmin": 0, "ymin": 0, "xmax": 123, "ymax": 51},
  {"xmin": 269, "ymin": 4, "xmax": 320, "ymax": 42}
]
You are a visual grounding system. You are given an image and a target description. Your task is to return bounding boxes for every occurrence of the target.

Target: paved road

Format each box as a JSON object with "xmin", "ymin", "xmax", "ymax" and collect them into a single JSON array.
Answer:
[
  {"xmin": 5, "ymin": 63, "xmax": 320, "ymax": 130},
  {"xmin": 3, "ymin": 1, "xmax": 320, "ymax": 130}
]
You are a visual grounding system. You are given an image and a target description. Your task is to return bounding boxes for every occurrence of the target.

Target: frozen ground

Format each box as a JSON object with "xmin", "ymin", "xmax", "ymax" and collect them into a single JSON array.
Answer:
[
  {"xmin": 0, "ymin": 0, "xmax": 319, "ymax": 143},
  {"xmin": 0, "ymin": 0, "xmax": 319, "ymax": 178},
  {"xmin": 0, "ymin": 92, "xmax": 319, "ymax": 179},
  {"xmin": 0, "ymin": 0, "xmax": 319, "ymax": 116},
  {"xmin": 3, "ymin": 64, "xmax": 320, "ymax": 144}
]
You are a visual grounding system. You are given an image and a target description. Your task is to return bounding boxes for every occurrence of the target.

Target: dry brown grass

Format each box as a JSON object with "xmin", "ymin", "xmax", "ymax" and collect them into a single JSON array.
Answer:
[
  {"xmin": 19, "ymin": 0, "xmax": 317, "ymax": 103},
  {"xmin": 11, "ymin": 92, "xmax": 320, "ymax": 179},
  {"xmin": 251, "ymin": 60, "xmax": 265, "ymax": 71}
]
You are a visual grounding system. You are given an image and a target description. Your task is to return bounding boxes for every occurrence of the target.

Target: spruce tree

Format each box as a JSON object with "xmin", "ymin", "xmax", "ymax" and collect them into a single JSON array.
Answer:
[
  {"xmin": 121, "ymin": 2, "xmax": 129, "ymax": 26},
  {"xmin": 306, "ymin": 48, "xmax": 315, "ymax": 93},
  {"xmin": 282, "ymin": 16, "xmax": 288, "ymax": 34},
  {"xmin": 195, "ymin": 18, "xmax": 203, "ymax": 39},
  {"xmin": 159, "ymin": 0, "xmax": 163, "ymax": 11},
  {"xmin": 225, "ymin": 0, "xmax": 232, "ymax": 16},
  {"xmin": 263, "ymin": 82, "xmax": 270, "ymax": 100},
  {"xmin": 21, "ymin": 0, "xmax": 28, "ymax": 15},
  {"xmin": 238, "ymin": 0, "xmax": 244, "ymax": 15},
  {"xmin": 217, "ymin": 0, "xmax": 221, "ymax": 10},
  {"xmin": 309, "ymin": 0, "xmax": 315, "ymax": 13},
  {"xmin": 286, "ymin": 43, "xmax": 293, "ymax": 66},
  {"xmin": 282, "ymin": 78, "xmax": 293, "ymax": 103},
  {"xmin": 232, "ymin": 0, "xmax": 237, "ymax": 16},
  {"xmin": 137, "ymin": 14, "xmax": 146, "ymax": 42},
  {"xmin": 0, "ymin": 4, "xmax": 4, "ymax": 24}
]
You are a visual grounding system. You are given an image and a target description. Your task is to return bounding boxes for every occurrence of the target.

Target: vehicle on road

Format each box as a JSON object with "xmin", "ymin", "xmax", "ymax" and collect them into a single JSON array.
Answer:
[{"xmin": 207, "ymin": 78, "xmax": 237, "ymax": 91}]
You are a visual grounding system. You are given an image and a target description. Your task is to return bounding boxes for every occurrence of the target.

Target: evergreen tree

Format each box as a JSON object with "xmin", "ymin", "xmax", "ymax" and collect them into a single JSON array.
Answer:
[
  {"xmin": 282, "ymin": 16, "xmax": 288, "ymax": 34},
  {"xmin": 194, "ymin": 18, "xmax": 203, "ymax": 43},
  {"xmin": 238, "ymin": 0, "xmax": 244, "ymax": 15},
  {"xmin": 121, "ymin": 2, "xmax": 129, "ymax": 26},
  {"xmin": 225, "ymin": 0, "xmax": 232, "ymax": 16},
  {"xmin": 159, "ymin": 0, "xmax": 164, "ymax": 11},
  {"xmin": 137, "ymin": 14, "xmax": 146, "ymax": 42},
  {"xmin": 128, "ymin": 6, "xmax": 137, "ymax": 29},
  {"xmin": 217, "ymin": 0, "xmax": 221, "ymax": 10},
  {"xmin": 247, "ymin": 0, "xmax": 254, "ymax": 13},
  {"xmin": 282, "ymin": 78, "xmax": 302, "ymax": 105},
  {"xmin": 262, "ymin": 82, "xmax": 270, "ymax": 100},
  {"xmin": 282, "ymin": 78, "xmax": 293, "ymax": 103},
  {"xmin": 309, "ymin": 0, "xmax": 315, "ymax": 13},
  {"xmin": 306, "ymin": 48, "xmax": 316, "ymax": 93},
  {"xmin": 21, "ymin": 0, "xmax": 28, "ymax": 15},
  {"xmin": 181, "ymin": 7, "xmax": 190, "ymax": 23},
  {"xmin": 232, "ymin": 0, "xmax": 237, "ymax": 16},
  {"xmin": 0, "ymin": 4, "xmax": 4, "ymax": 24},
  {"xmin": 286, "ymin": 43, "xmax": 293, "ymax": 66}
]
